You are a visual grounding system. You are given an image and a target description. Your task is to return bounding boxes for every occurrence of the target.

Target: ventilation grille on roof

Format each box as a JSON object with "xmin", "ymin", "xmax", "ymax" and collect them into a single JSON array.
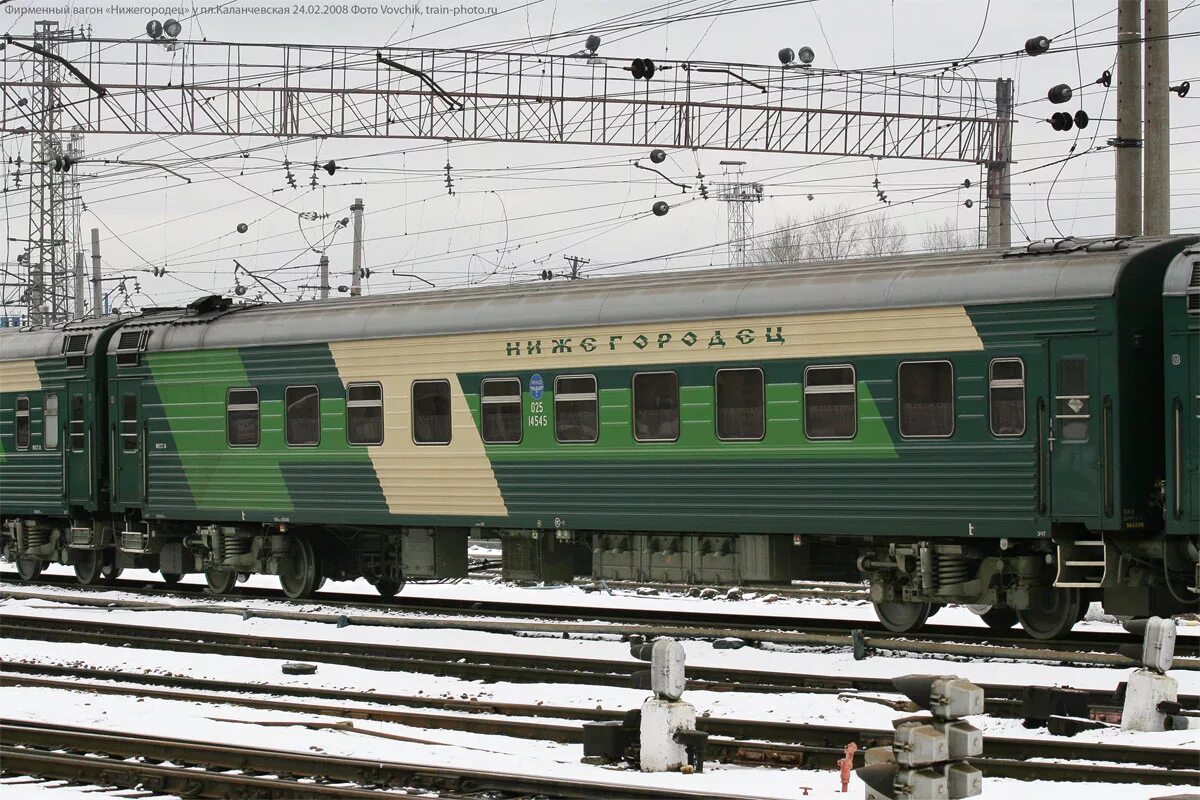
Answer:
[
  {"xmin": 1187, "ymin": 261, "xmax": 1199, "ymax": 314},
  {"xmin": 62, "ymin": 334, "xmax": 90, "ymax": 368},
  {"xmin": 115, "ymin": 329, "xmax": 149, "ymax": 367}
]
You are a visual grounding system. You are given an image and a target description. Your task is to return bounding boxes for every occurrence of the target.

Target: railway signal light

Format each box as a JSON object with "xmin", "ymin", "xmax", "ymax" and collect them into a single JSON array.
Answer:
[
  {"xmin": 1120, "ymin": 616, "xmax": 1176, "ymax": 673},
  {"xmin": 629, "ymin": 637, "xmax": 686, "ymax": 701},
  {"xmin": 50, "ymin": 155, "xmax": 74, "ymax": 172},
  {"xmin": 858, "ymin": 675, "xmax": 983, "ymax": 799}
]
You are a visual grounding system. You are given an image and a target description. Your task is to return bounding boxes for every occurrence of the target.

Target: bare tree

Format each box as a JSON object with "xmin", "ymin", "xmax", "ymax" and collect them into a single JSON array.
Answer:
[
  {"xmin": 756, "ymin": 205, "xmax": 864, "ymax": 264},
  {"xmin": 805, "ymin": 205, "xmax": 862, "ymax": 261},
  {"xmin": 921, "ymin": 217, "xmax": 971, "ymax": 252},
  {"xmin": 754, "ymin": 215, "xmax": 808, "ymax": 264},
  {"xmin": 859, "ymin": 213, "xmax": 908, "ymax": 257}
]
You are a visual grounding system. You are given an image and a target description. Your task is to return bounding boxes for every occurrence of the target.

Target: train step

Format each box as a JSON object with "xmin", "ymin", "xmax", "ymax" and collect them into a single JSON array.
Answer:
[{"xmin": 1055, "ymin": 538, "xmax": 1110, "ymax": 589}]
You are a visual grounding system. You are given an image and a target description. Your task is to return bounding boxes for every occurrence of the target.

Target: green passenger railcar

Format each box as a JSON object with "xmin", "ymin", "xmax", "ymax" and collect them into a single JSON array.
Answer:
[
  {"xmin": 2, "ymin": 236, "xmax": 1197, "ymax": 637},
  {"xmin": 1163, "ymin": 248, "xmax": 1200, "ymax": 591}
]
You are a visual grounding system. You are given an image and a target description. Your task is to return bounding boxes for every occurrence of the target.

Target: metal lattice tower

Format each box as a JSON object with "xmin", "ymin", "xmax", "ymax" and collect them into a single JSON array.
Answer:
[
  {"xmin": 24, "ymin": 20, "xmax": 83, "ymax": 325},
  {"xmin": 715, "ymin": 161, "xmax": 763, "ymax": 268}
]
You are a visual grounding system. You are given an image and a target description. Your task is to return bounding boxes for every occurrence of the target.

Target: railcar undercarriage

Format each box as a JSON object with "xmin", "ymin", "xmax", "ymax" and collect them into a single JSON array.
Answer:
[{"xmin": 3, "ymin": 516, "xmax": 1196, "ymax": 641}]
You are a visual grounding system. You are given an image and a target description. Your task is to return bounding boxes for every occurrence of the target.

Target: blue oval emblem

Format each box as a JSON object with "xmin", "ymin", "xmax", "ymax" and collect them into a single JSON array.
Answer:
[{"xmin": 529, "ymin": 374, "xmax": 544, "ymax": 401}]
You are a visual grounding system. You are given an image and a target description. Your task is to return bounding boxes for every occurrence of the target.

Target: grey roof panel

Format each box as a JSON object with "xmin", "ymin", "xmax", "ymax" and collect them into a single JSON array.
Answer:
[
  {"xmin": 1164, "ymin": 247, "xmax": 1199, "ymax": 297},
  {"xmin": 126, "ymin": 235, "xmax": 1196, "ymax": 353}
]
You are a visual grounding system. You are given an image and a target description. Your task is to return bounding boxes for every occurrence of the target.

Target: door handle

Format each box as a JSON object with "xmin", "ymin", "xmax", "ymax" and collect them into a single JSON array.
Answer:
[{"xmin": 1047, "ymin": 430, "xmax": 1056, "ymax": 453}]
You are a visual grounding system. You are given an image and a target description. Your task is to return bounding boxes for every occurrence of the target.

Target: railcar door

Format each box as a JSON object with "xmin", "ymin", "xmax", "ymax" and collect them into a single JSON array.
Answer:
[
  {"xmin": 1047, "ymin": 339, "xmax": 1103, "ymax": 523},
  {"xmin": 111, "ymin": 378, "xmax": 144, "ymax": 508},
  {"xmin": 1188, "ymin": 333, "xmax": 1200, "ymax": 527},
  {"xmin": 65, "ymin": 382, "xmax": 93, "ymax": 506}
]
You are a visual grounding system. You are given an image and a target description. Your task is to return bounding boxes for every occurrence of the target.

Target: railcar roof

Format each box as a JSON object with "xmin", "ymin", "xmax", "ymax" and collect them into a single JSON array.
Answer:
[
  {"xmin": 135, "ymin": 235, "xmax": 1194, "ymax": 353},
  {"xmin": 0, "ymin": 314, "xmax": 124, "ymax": 362},
  {"xmin": 1163, "ymin": 245, "xmax": 1199, "ymax": 297},
  {"xmin": 1, "ymin": 235, "xmax": 1196, "ymax": 361}
]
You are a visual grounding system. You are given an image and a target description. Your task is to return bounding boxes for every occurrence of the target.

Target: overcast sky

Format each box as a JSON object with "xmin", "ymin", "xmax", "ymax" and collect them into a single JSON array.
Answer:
[{"xmin": 2, "ymin": 0, "xmax": 1198, "ymax": 311}]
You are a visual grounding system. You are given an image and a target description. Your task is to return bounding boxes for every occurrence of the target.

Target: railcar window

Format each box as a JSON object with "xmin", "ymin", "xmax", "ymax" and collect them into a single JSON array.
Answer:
[
  {"xmin": 120, "ymin": 394, "xmax": 139, "ymax": 452},
  {"xmin": 412, "ymin": 380, "xmax": 452, "ymax": 445},
  {"xmin": 14, "ymin": 395, "xmax": 29, "ymax": 450},
  {"xmin": 989, "ymin": 358, "xmax": 1026, "ymax": 437},
  {"xmin": 1057, "ymin": 358, "xmax": 1090, "ymax": 441},
  {"xmin": 346, "ymin": 383, "xmax": 384, "ymax": 445},
  {"xmin": 804, "ymin": 365, "xmax": 857, "ymax": 439},
  {"xmin": 69, "ymin": 395, "xmax": 85, "ymax": 452},
  {"xmin": 285, "ymin": 385, "xmax": 320, "ymax": 446},
  {"xmin": 555, "ymin": 375, "xmax": 598, "ymax": 443},
  {"xmin": 227, "ymin": 388, "xmax": 260, "ymax": 447},
  {"xmin": 481, "ymin": 378, "xmax": 522, "ymax": 444},
  {"xmin": 898, "ymin": 361, "xmax": 955, "ymax": 438},
  {"xmin": 716, "ymin": 368, "xmax": 765, "ymax": 440},
  {"xmin": 633, "ymin": 372, "xmax": 679, "ymax": 442},
  {"xmin": 43, "ymin": 394, "xmax": 59, "ymax": 450}
]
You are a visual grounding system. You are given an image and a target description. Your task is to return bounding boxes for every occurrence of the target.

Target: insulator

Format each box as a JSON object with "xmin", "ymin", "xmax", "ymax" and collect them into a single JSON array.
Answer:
[
  {"xmin": 652, "ymin": 200, "xmax": 669, "ymax": 216},
  {"xmin": 1025, "ymin": 35, "xmax": 1050, "ymax": 56},
  {"xmin": 649, "ymin": 148, "xmax": 667, "ymax": 164},
  {"xmin": 1048, "ymin": 83, "xmax": 1073, "ymax": 104},
  {"xmin": 236, "ymin": 222, "xmax": 249, "ymax": 234},
  {"xmin": 1073, "ymin": 109, "xmax": 1089, "ymax": 129}
]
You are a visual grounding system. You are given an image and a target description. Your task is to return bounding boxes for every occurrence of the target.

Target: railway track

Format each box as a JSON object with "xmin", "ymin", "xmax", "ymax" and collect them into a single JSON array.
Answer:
[
  {"xmin": 6, "ymin": 580, "xmax": 1194, "ymax": 665},
  {"xmin": 0, "ymin": 719, "xmax": 764, "ymax": 800},
  {"xmin": 4, "ymin": 611, "xmax": 1198, "ymax": 719},
  {"xmin": 1, "ymin": 669, "xmax": 1195, "ymax": 785}
]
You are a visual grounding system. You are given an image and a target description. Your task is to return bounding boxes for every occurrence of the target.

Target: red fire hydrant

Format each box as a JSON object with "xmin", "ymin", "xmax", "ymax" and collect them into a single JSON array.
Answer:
[{"xmin": 838, "ymin": 742, "xmax": 858, "ymax": 792}]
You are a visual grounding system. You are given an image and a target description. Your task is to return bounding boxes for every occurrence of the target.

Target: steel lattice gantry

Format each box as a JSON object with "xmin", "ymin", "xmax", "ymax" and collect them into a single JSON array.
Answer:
[{"xmin": 1, "ymin": 38, "xmax": 1008, "ymax": 164}]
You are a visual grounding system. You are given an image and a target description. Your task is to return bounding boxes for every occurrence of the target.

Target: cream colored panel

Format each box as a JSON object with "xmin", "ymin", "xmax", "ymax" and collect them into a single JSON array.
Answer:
[
  {"xmin": 359, "ymin": 305, "xmax": 983, "ymax": 373},
  {"xmin": 329, "ymin": 342, "xmax": 508, "ymax": 518},
  {"xmin": 329, "ymin": 305, "xmax": 983, "ymax": 517},
  {"xmin": 0, "ymin": 360, "xmax": 42, "ymax": 393}
]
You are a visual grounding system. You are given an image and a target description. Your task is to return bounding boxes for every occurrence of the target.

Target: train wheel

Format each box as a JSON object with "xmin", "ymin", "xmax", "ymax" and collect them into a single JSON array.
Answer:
[
  {"xmin": 161, "ymin": 572, "xmax": 183, "ymax": 585},
  {"xmin": 205, "ymin": 569, "xmax": 238, "ymax": 595},
  {"xmin": 279, "ymin": 536, "xmax": 319, "ymax": 600},
  {"xmin": 873, "ymin": 600, "xmax": 932, "ymax": 633},
  {"xmin": 16, "ymin": 557, "xmax": 42, "ymax": 581},
  {"xmin": 74, "ymin": 551, "xmax": 103, "ymax": 585},
  {"xmin": 101, "ymin": 564, "xmax": 123, "ymax": 582},
  {"xmin": 970, "ymin": 605, "xmax": 1018, "ymax": 632},
  {"xmin": 374, "ymin": 577, "xmax": 403, "ymax": 599},
  {"xmin": 1017, "ymin": 587, "xmax": 1081, "ymax": 640}
]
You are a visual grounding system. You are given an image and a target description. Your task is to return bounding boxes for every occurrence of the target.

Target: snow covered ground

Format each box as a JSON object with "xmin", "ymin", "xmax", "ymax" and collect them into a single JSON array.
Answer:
[{"xmin": 2, "ymin": 570, "xmax": 1197, "ymax": 799}]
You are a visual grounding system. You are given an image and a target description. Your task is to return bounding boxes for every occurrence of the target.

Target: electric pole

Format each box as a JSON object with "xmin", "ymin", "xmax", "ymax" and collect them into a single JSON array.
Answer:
[
  {"xmin": 986, "ymin": 79, "xmax": 1013, "ymax": 248},
  {"xmin": 563, "ymin": 255, "xmax": 589, "ymax": 280},
  {"xmin": 90, "ymin": 228, "xmax": 101, "ymax": 318},
  {"xmin": 1115, "ymin": 0, "xmax": 1144, "ymax": 236},
  {"xmin": 1143, "ymin": 0, "xmax": 1170, "ymax": 234},
  {"xmin": 715, "ymin": 161, "xmax": 763, "ymax": 267},
  {"xmin": 319, "ymin": 254, "xmax": 330, "ymax": 300},
  {"xmin": 350, "ymin": 198, "xmax": 364, "ymax": 297}
]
